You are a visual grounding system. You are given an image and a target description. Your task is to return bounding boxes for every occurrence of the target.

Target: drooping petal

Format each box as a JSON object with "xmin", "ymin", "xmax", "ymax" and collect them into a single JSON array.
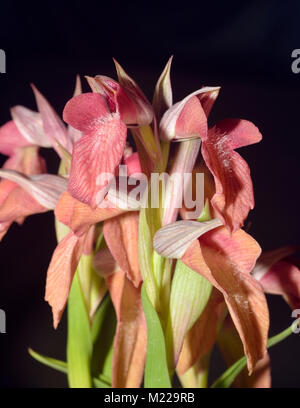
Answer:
[
  {"xmin": 0, "ymin": 120, "xmax": 30, "ymax": 156},
  {"xmin": 103, "ymin": 212, "xmax": 141, "ymax": 287},
  {"xmin": 201, "ymin": 119, "xmax": 262, "ymax": 232},
  {"xmin": 55, "ymin": 191, "xmax": 125, "ymax": 236},
  {"xmin": 159, "ymin": 87, "xmax": 220, "ymax": 142},
  {"xmin": 177, "ymin": 289, "xmax": 225, "ymax": 375},
  {"xmin": 152, "ymin": 56, "xmax": 173, "ymax": 122},
  {"xmin": 107, "ymin": 270, "xmax": 147, "ymax": 388},
  {"xmin": 65, "ymin": 101, "xmax": 127, "ymax": 207},
  {"xmin": 181, "ymin": 227, "xmax": 269, "ymax": 373},
  {"xmin": 153, "ymin": 218, "xmax": 223, "ymax": 259},
  {"xmin": 45, "ymin": 231, "xmax": 86, "ymax": 328},
  {"xmin": 10, "ymin": 105, "xmax": 51, "ymax": 147},
  {"xmin": 32, "ymin": 85, "xmax": 71, "ymax": 154},
  {"xmin": 63, "ymin": 93, "xmax": 111, "ymax": 133},
  {"xmin": 217, "ymin": 315, "xmax": 271, "ymax": 388},
  {"xmin": 0, "ymin": 170, "xmax": 67, "ymax": 209}
]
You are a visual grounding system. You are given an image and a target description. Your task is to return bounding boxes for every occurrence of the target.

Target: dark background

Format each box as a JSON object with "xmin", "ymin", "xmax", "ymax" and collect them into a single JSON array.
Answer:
[{"xmin": 0, "ymin": 0, "xmax": 299, "ymax": 387}]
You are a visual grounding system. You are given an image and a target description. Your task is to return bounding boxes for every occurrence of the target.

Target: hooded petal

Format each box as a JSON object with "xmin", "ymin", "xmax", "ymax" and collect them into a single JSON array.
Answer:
[
  {"xmin": 45, "ymin": 231, "xmax": 86, "ymax": 328},
  {"xmin": 103, "ymin": 212, "xmax": 141, "ymax": 287},
  {"xmin": 107, "ymin": 269, "xmax": 147, "ymax": 388},
  {"xmin": 159, "ymin": 87, "xmax": 220, "ymax": 142},
  {"xmin": 181, "ymin": 227, "xmax": 269, "ymax": 373},
  {"xmin": 201, "ymin": 119, "xmax": 262, "ymax": 232},
  {"xmin": 10, "ymin": 105, "xmax": 51, "ymax": 147}
]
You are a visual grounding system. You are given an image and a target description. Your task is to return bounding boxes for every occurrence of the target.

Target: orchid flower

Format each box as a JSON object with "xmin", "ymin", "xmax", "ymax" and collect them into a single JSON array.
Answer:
[{"xmin": 1, "ymin": 57, "xmax": 296, "ymax": 390}]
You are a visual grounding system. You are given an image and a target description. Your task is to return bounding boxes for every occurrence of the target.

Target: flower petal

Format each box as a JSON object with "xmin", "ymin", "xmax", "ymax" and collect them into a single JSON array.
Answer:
[
  {"xmin": 67, "ymin": 113, "xmax": 127, "ymax": 208},
  {"xmin": 63, "ymin": 93, "xmax": 111, "ymax": 133},
  {"xmin": 152, "ymin": 56, "xmax": 173, "ymax": 121},
  {"xmin": 107, "ymin": 270, "xmax": 147, "ymax": 388},
  {"xmin": 0, "ymin": 120, "xmax": 30, "ymax": 156},
  {"xmin": 201, "ymin": 119, "xmax": 262, "ymax": 232},
  {"xmin": 181, "ymin": 227, "xmax": 269, "ymax": 373},
  {"xmin": 103, "ymin": 212, "xmax": 141, "ymax": 287},
  {"xmin": 159, "ymin": 87, "xmax": 220, "ymax": 142},
  {"xmin": 153, "ymin": 218, "xmax": 223, "ymax": 259},
  {"xmin": 32, "ymin": 85, "xmax": 71, "ymax": 154},
  {"xmin": 55, "ymin": 191, "xmax": 125, "ymax": 236},
  {"xmin": 45, "ymin": 231, "xmax": 86, "ymax": 328},
  {"xmin": 0, "ymin": 170, "xmax": 67, "ymax": 209},
  {"xmin": 67, "ymin": 75, "xmax": 83, "ymax": 144},
  {"xmin": 10, "ymin": 105, "xmax": 51, "ymax": 147}
]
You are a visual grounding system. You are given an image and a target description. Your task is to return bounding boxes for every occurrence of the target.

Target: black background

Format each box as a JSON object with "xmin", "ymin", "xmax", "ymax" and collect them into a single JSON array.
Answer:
[{"xmin": 0, "ymin": 0, "xmax": 299, "ymax": 387}]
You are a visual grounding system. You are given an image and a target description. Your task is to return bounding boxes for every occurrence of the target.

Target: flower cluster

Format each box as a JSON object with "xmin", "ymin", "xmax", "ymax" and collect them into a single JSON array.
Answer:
[{"xmin": 0, "ymin": 58, "xmax": 299, "ymax": 388}]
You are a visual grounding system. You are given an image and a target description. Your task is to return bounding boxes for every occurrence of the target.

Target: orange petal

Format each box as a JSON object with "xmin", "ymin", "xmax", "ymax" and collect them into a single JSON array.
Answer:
[
  {"xmin": 103, "ymin": 212, "xmax": 141, "ymax": 287},
  {"xmin": 107, "ymin": 270, "xmax": 147, "ymax": 388},
  {"xmin": 218, "ymin": 315, "xmax": 271, "ymax": 388},
  {"xmin": 45, "ymin": 231, "xmax": 86, "ymax": 328},
  {"xmin": 182, "ymin": 227, "xmax": 269, "ymax": 373},
  {"xmin": 177, "ymin": 288, "xmax": 225, "ymax": 375},
  {"xmin": 55, "ymin": 191, "xmax": 125, "ymax": 236}
]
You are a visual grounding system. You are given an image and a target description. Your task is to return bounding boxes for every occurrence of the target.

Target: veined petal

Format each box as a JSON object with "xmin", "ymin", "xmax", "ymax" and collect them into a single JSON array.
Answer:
[
  {"xmin": 55, "ymin": 191, "xmax": 125, "ymax": 236},
  {"xmin": 45, "ymin": 231, "xmax": 86, "ymax": 328},
  {"xmin": 182, "ymin": 227, "xmax": 269, "ymax": 373},
  {"xmin": 152, "ymin": 56, "xmax": 173, "ymax": 121},
  {"xmin": 63, "ymin": 93, "xmax": 111, "ymax": 133},
  {"xmin": 103, "ymin": 212, "xmax": 141, "ymax": 287},
  {"xmin": 67, "ymin": 115, "xmax": 127, "ymax": 207},
  {"xmin": 153, "ymin": 218, "xmax": 223, "ymax": 259},
  {"xmin": 114, "ymin": 59, "xmax": 154, "ymax": 126},
  {"xmin": 11, "ymin": 105, "xmax": 51, "ymax": 147},
  {"xmin": 0, "ymin": 170, "xmax": 67, "ymax": 209},
  {"xmin": 107, "ymin": 270, "xmax": 147, "ymax": 388},
  {"xmin": 93, "ymin": 247, "xmax": 118, "ymax": 278},
  {"xmin": 32, "ymin": 85, "xmax": 71, "ymax": 154},
  {"xmin": 0, "ymin": 120, "xmax": 30, "ymax": 156},
  {"xmin": 202, "ymin": 119, "xmax": 262, "ymax": 232},
  {"xmin": 159, "ymin": 87, "xmax": 220, "ymax": 142}
]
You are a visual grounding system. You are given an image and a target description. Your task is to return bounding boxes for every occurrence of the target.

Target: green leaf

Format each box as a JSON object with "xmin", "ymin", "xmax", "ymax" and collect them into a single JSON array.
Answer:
[
  {"xmin": 91, "ymin": 295, "xmax": 116, "ymax": 383},
  {"xmin": 28, "ymin": 349, "xmax": 111, "ymax": 388},
  {"xmin": 165, "ymin": 260, "xmax": 212, "ymax": 370},
  {"xmin": 141, "ymin": 284, "xmax": 171, "ymax": 388},
  {"xmin": 28, "ymin": 348, "xmax": 67, "ymax": 374},
  {"xmin": 67, "ymin": 270, "xmax": 93, "ymax": 388},
  {"xmin": 211, "ymin": 319, "xmax": 298, "ymax": 388}
]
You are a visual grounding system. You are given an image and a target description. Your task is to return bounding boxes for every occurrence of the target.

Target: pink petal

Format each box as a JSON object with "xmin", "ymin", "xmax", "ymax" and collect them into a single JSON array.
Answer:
[
  {"xmin": 182, "ymin": 227, "xmax": 269, "ymax": 373},
  {"xmin": 0, "ymin": 121, "xmax": 30, "ymax": 156},
  {"xmin": 123, "ymin": 152, "xmax": 142, "ymax": 176},
  {"xmin": 67, "ymin": 75, "xmax": 83, "ymax": 144},
  {"xmin": 202, "ymin": 119, "xmax": 262, "ymax": 232},
  {"xmin": 45, "ymin": 231, "xmax": 86, "ymax": 328},
  {"xmin": 32, "ymin": 85, "xmax": 71, "ymax": 154},
  {"xmin": 93, "ymin": 247, "xmax": 118, "ymax": 278},
  {"xmin": 11, "ymin": 105, "xmax": 51, "ymax": 147},
  {"xmin": 67, "ymin": 115, "xmax": 127, "ymax": 208},
  {"xmin": 103, "ymin": 212, "xmax": 141, "ymax": 287},
  {"xmin": 63, "ymin": 92, "xmax": 111, "ymax": 133},
  {"xmin": 107, "ymin": 270, "xmax": 147, "ymax": 388}
]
